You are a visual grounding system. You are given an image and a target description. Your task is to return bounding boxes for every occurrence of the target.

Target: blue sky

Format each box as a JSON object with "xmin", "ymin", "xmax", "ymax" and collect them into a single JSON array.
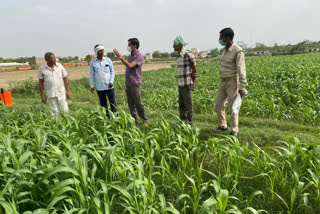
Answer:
[{"xmin": 0, "ymin": 0, "xmax": 319, "ymax": 58}]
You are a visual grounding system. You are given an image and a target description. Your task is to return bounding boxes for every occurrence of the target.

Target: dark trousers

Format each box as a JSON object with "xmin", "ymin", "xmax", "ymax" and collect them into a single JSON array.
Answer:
[
  {"xmin": 97, "ymin": 88, "xmax": 117, "ymax": 118},
  {"xmin": 126, "ymin": 84, "xmax": 148, "ymax": 122},
  {"xmin": 178, "ymin": 85, "xmax": 193, "ymax": 125}
]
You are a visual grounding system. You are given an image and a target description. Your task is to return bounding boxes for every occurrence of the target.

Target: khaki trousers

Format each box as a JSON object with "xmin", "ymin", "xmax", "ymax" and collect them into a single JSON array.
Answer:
[{"xmin": 215, "ymin": 77, "xmax": 239, "ymax": 132}]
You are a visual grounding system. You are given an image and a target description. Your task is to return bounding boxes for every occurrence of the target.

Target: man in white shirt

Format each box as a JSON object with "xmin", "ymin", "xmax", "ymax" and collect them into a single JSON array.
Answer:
[
  {"xmin": 38, "ymin": 52, "xmax": 71, "ymax": 117},
  {"xmin": 90, "ymin": 44, "xmax": 117, "ymax": 118}
]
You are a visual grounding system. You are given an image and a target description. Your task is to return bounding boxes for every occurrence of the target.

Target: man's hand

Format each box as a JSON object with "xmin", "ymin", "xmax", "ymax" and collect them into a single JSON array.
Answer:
[
  {"xmin": 113, "ymin": 49, "xmax": 135, "ymax": 68},
  {"xmin": 109, "ymin": 83, "xmax": 113, "ymax": 88},
  {"xmin": 191, "ymin": 66, "xmax": 197, "ymax": 92},
  {"xmin": 113, "ymin": 49, "xmax": 122, "ymax": 58},
  {"xmin": 239, "ymin": 89, "xmax": 246, "ymax": 97},
  {"xmin": 66, "ymin": 90, "xmax": 71, "ymax": 99},
  {"xmin": 90, "ymin": 87, "xmax": 95, "ymax": 94},
  {"xmin": 41, "ymin": 95, "xmax": 47, "ymax": 104}
]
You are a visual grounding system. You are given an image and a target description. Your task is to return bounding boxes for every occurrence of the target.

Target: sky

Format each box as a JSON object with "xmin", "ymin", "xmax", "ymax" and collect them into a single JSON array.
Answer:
[{"xmin": 0, "ymin": 0, "xmax": 319, "ymax": 58}]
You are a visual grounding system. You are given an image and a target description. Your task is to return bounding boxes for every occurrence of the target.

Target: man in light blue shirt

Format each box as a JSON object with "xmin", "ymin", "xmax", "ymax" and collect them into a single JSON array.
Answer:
[{"xmin": 90, "ymin": 44, "xmax": 117, "ymax": 118}]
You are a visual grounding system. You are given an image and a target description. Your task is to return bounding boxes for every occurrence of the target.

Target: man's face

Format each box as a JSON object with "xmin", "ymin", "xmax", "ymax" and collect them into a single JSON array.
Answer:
[
  {"xmin": 46, "ymin": 55, "xmax": 56, "ymax": 64},
  {"xmin": 97, "ymin": 49, "xmax": 104, "ymax": 58},
  {"xmin": 219, "ymin": 34, "xmax": 225, "ymax": 43},
  {"xmin": 219, "ymin": 34, "xmax": 230, "ymax": 44},
  {"xmin": 128, "ymin": 41, "xmax": 135, "ymax": 50}
]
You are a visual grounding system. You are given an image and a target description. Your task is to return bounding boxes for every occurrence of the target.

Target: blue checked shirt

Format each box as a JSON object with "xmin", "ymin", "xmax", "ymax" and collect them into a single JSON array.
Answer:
[{"xmin": 89, "ymin": 57, "xmax": 115, "ymax": 91}]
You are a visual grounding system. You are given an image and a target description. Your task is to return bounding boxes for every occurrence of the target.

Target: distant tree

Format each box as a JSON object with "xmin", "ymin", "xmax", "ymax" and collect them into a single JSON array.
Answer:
[
  {"xmin": 210, "ymin": 48, "xmax": 220, "ymax": 57},
  {"xmin": 73, "ymin": 56, "xmax": 79, "ymax": 62},
  {"xmin": 253, "ymin": 43, "xmax": 268, "ymax": 51},
  {"xmin": 4, "ymin": 58, "xmax": 15, "ymax": 63},
  {"xmin": 290, "ymin": 41, "xmax": 309, "ymax": 54},
  {"xmin": 272, "ymin": 43, "xmax": 280, "ymax": 52},
  {"xmin": 170, "ymin": 52, "xmax": 178, "ymax": 57},
  {"xmin": 85, "ymin": 54, "xmax": 93, "ymax": 63},
  {"xmin": 64, "ymin": 57, "xmax": 69, "ymax": 63},
  {"xmin": 161, "ymin": 52, "xmax": 170, "ymax": 58},
  {"xmin": 107, "ymin": 52, "xmax": 115, "ymax": 59},
  {"xmin": 152, "ymin": 51, "xmax": 161, "ymax": 58}
]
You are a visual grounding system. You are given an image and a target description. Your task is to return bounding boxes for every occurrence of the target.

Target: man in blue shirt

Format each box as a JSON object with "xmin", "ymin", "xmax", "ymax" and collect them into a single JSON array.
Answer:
[{"xmin": 90, "ymin": 44, "xmax": 117, "ymax": 118}]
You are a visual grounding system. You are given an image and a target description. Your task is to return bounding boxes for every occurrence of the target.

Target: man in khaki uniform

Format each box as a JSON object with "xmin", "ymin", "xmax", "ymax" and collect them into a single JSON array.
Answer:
[{"xmin": 214, "ymin": 28, "xmax": 247, "ymax": 136}]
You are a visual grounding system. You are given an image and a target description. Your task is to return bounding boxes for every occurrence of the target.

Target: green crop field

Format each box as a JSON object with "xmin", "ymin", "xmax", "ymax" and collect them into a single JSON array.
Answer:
[{"xmin": 1, "ymin": 53, "xmax": 320, "ymax": 213}]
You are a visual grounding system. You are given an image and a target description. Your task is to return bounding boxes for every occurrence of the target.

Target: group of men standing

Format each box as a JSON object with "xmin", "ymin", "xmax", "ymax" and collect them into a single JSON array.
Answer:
[{"xmin": 38, "ymin": 28, "xmax": 247, "ymax": 136}]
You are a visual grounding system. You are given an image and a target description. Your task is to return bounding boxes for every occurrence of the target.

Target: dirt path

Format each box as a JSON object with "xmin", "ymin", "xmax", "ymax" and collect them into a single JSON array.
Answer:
[{"xmin": 0, "ymin": 63, "xmax": 172, "ymax": 89}]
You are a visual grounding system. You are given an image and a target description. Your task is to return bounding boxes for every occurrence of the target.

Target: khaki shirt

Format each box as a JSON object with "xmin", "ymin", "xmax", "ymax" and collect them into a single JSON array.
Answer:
[
  {"xmin": 220, "ymin": 43, "xmax": 247, "ymax": 90},
  {"xmin": 38, "ymin": 63, "xmax": 67, "ymax": 98}
]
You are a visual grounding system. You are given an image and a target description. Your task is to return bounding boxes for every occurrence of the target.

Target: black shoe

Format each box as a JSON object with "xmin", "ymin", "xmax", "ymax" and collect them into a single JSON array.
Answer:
[
  {"xmin": 213, "ymin": 127, "xmax": 228, "ymax": 133},
  {"xmin": 230, "ymin": 132, "xmax": 238, "ymax": 137}
]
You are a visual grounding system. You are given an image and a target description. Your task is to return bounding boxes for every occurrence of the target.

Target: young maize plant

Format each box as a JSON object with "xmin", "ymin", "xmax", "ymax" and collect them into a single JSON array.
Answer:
[
  {"xmin": 0, "ymin": 52, "xmax": 320, "ymax": 213},
  {"xmin": 0, "ymin": 104, "xmax": 319, "ymax": 213}
]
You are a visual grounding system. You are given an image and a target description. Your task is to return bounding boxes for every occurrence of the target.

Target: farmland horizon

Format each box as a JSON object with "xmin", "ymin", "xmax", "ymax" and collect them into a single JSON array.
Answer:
[{"xmin": 0, "ymin": 39, "xmax": 319, "ymax": 59}]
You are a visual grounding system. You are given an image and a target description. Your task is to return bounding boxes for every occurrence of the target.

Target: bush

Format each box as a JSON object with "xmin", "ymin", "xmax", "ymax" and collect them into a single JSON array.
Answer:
[
  {"xmin": 9, "ymin": 78, "xmax": 38, "ymax": 95},
  {"xmin": 31, "ymin": 65, "xmax": 39, "ymax": 70}
]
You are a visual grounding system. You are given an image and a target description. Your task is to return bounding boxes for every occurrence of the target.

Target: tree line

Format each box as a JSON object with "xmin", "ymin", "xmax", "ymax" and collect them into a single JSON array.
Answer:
[{"xmin": 1, "ymin": 40, "xmax": 319, "ymax": 64}]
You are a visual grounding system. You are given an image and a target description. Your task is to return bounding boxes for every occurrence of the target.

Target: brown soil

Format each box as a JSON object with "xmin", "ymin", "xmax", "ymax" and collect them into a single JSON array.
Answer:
[{"xmin": 0, "ymin": 63, "xmax": 172, "ymax": 89}]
